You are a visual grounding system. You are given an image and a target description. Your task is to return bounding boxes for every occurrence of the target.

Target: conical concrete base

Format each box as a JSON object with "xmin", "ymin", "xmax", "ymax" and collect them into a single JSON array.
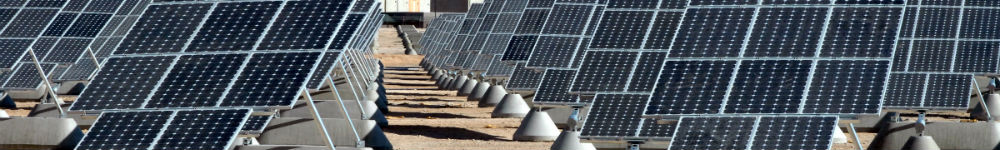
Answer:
[
  {"xmin": 457, "ymin": 79, "xmax": 478, "ymax": 96},
  {"xmin": 833, "ymin": 127, "xmax": 847, "ymax": 143},
  {"xmin": 434, "ymin": 76, "xmax": 448, "ymax": 87},
  {"xmin": 0, "ymin": 110, "xmax": 8, "ymax": 118},
  {"xmin": 492, "ymin": 94, "xmax": 530, "ymax": 118},
  {"xmin": 902, "ymin": 136, "xmax": 941, "ymax": 150},
  {"xmin": 478, "ymin": 85, "xmax": 507, "ymax": 107},
  {"xmin": 449, "ymin": 75, "xmax": 468, "ymax": 90},
  {"xmin": 431, "ymin": 70, "xmax": 443, "ymax": 80},
  {"xmin": 973, "ymin": 94, "xmax": 1000, "ymax": 121},
  {"xmin": 579, "ymin": 143, "xmax": 596, "ymax": 150},
  {"xmin": 440, "ymin": 77, "xmax": 454, "ymax": 90},
  {"xmin": 550, "ymin": 131, "xmax": 586, "ymax": 150},
  {"xmin": 468, "ymin": 82, "xmax": 491, "ymax": 101},
  {"xmin": 365, "ymin": 89, "xmax": 379, "ymax": 102},
  {"xmin": 512, "ymin": 110, "xmax": 560, "ymax": 141}
]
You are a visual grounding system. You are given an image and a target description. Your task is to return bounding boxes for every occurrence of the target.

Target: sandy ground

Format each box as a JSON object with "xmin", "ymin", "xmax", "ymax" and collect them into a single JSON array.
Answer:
[
  {"xmin": 380, "ymin": 69, "xmax": 551, "ymax": 150},
  {"xmin": 377, "ymin": 26, "xmax": 408, "ymax": 54}
]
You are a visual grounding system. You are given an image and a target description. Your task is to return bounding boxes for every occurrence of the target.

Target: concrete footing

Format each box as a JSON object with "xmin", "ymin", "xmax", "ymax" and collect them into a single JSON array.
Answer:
[
  {"xmin": 439, "ymin": 77, "xmax": 454, "ymax": 90},
  {"xmin": 430, "ymin": 70, "xmax": 443, "ymax": 80},
  {"xmin": 492, "ymin": 94, "xmax": 530, "ymax": 118},
  {"xmin": 872, "ymin": 121, "xmax": 999, "ymax": 149},
  {"xmin": 468, "ymin": 82, "xmax": 491, "ymax": 102},
  {"xmin": 902, "ymin": 136, "xmax": 941, "ymax": 150},
  {"xmin": 833, "ymin": 127, "xmax": 847, "ymax": 144},
  {"xmin": 457, "ymin": 79, "xmax": 478, "ymax": 96},
  {"xmin": 550, "ymin": 131, "xmax": 592, "ymax": 150},
  {"xmin": 972, "ymin": 94, "xmax": 1000, "ymax": 121},
  {"xmin": 260, "ymin": 118, "xmax": 392, "ymax": 150},
  {"xmin": 512, "ymin": 110, "xmax": 560, "ymax": 141},
  {"xmin": 0, "ymin": 110, "xmax": 7, "ymax": 118},
  {"xmin": 0, "ymin": 117, "xmax": 83, "ymax": 149},
  {"xmin": 478, "ymin": 85, "xmax": 507, "ymax": 107},
  {"xmin": 448, "ymin": 75, "xmax": 468, "ymax": 90}
]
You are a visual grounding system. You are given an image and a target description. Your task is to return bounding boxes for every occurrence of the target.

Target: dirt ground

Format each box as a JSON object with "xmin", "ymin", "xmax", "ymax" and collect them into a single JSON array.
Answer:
[{"xmin": 379, "ymin": 69, "xmax": 552, "ymax": 150}]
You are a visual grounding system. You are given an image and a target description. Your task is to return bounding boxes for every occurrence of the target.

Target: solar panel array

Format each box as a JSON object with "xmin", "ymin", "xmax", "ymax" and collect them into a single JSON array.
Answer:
[
  {"xmin": 669, "ymin": 116, "xmax": 838, "ymax": 150},
  {"xmin": 883, "ymin": 1, "xmax": 1000, "ymax": 109},
  {"xmin": 76, "ymin": 109, "xmax": 252, "ymax": 150},
  {"xmin": 417, "ymin": 0, "xmax": 1000, "ymax": 148},
  {"xmin": 0, "ymin": 0, "xmax": 146, "ymax": 91},
  {"xmin": 68, "ymin": 0, "xmax": 377, "ymax": 111}
]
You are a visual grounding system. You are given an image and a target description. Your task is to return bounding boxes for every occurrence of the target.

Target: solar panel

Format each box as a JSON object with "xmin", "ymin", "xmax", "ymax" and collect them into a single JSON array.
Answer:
[
  {"xmin": 242, "ymin": 115, "xmax": 273, "ymax": 132},
  {"xmin": 114, "ymin": 4, "xmax": 212, "ymax": 54},
  {"xmin": 887, "ymin": 1, "xmax": 1000, "ymax": 109},
  {"xmin": 669, "ymin": 116, "xmax": 838, "ymax": 150},
  {"xmin": 532, "ymin": 69, "xmax": 578, "ymax": 104},
  {"xmin": 187, "ymin": 1, "xmax": 281, "ymax": 52},
  {"xmin": 570, "ymin": 51, "xmax": 638, "ymax": 93},
  {"xmin": 41, "ymin": 39, "xmax": 92, "ymax": 63},
  {"xmin": 76, "ymin": 109, "xmax": 252, "ymax": 150},
  {"xmin": 257, "ymin": 0, "xmax": 351, "ymax": 50},
  {"xmin": 0, "ymin": 39, "xmax": 33, "ymax": 68},
  {"xmin": 147, "ymin": 54, "xmax": 247, "ymax": 108},
  {"xmin": 589, "ymin": 11, "xmax": 653, "ymax": 49},
  {"xmin": 505, "ymin": 63, "xmax": 543, "ymax": 90},
  {"xmin": 500, "ymin": 35, "xmax": 537, "ymax": 61},
  {"xmin": 1, "ymin": 63, "xmax": 56, "ymax": 89},
  {"xmin": 220, "ymin": 52, "xmax": 321, "ymax": 107},
  {"xmin": 580, "ymin": 94, "xmax": 648, "ymax": 138},
  {"xmin": 1, "ymin": 9, "xmax": 59, "ymax": 38},
  {"xmin": 70, "ymin": 56, "xmax": 176, "ymax": 111}
]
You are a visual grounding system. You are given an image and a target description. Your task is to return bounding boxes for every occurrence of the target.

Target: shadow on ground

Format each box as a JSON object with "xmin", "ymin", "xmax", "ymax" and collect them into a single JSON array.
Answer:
[
  {"xmin": 384, "ymin": 125, "xmax": 508, "ymax": 141},
  {"xmin": 388, "ymin": 112, "xmax": 479, "ymax": 119}
]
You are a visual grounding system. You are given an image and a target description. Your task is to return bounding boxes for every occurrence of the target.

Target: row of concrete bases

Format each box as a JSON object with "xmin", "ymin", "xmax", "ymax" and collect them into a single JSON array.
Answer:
[
  {"xmin": 418, "ymin": 62, "xmax": 600, "ymax": 150},
  {"xmin": 417, "ymin": 59, "xmax": 1000, "ymax": 150}
]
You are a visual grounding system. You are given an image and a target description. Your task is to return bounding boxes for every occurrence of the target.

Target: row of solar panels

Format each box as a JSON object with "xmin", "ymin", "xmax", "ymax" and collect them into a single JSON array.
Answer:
[
  {"xmin": 0, "ymin": 0, "xmax": 386, "ymax": 149},
  {"xmin": 0, "ymin": 0, "xmax": 150, "ymax": 93},
  {"xmin": 419, "ymin": 0, "xmax": 1000, "ymax": 149}
]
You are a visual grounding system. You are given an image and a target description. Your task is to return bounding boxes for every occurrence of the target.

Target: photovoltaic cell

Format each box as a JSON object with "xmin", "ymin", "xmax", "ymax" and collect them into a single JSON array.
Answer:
[
  {"xmin": 306, "ymin": 52, "xmax": 342, "ymax": 89},
  {"xmin": 329, "ymin": 14, "xmax": 364, "ymax": 50},
  {"xmin": 643, "ymin": 11, "xmax": 682, "ymax": 50},
  {"xmin": 25, "ymin": 0, "xmax": 66, "ymax": 8},
  {"xmin": 1, "ymin": 63, "xmax": 56, "ymax": 89},
  {"xmin": 670, "ymin": 8, "xmax": 754, "ymax": 57},
  {"xmin": 1, "ymin": 9, "xmax": 59, "ymax": 38},
  {"xmin": 745, "ymin": 8, "xmax": 827, "ymax": 57},
  {"xmin": 506, "ymin": 64, "xmax": 544, "ymax": 90},
  {"xmin": 820, "ymin": 7, "xmax": 901, "ymax": 58},
  {"xmin": 242, "ymin": 115, "xmax": 272, "ymax": 132},
  {"xmin": 590, "ymin": 11, "xmax": 653, "ymax": 49},
  {"xmin": 526, "ymin": 36, "xmax": 578, "ymax": 68},
  {"xmin": 725, "ymin": 60, "xmax": 812, "ymax": 114},
  {"xmin": 955, "ymin": 41, "xmax": 1000, "ymax": 73},
  {"xmin": 961, "ymin": 9, "xmax": 1000, "ymax": 39},
  {"xmin": 913, "ymin": 8, "xmax": 959, "ymax": 38},
  {"xmin": 64, "ymin": 13, "xmax": 112, "ymax": 37},
  {"xmin": 580, "ymin": 94, "xmax": 648, "ymax": 137},
  {"xmin": 76, "ymin": 111, "xmax": 173, "ymax": 150},
  {"xmin": 533, "ymin": 69, "xmax": 578, "ymax": 103},
  {"xmin": 541, "ymin": 5, "xmax": 592, "ymax": 35},
  {"xmin": 115, "ymin": 4, "xmax": 212, "ymax": 54},
  {"xmin": 669, "ymin": 116, "xmax": 756, "ymax": 150},
  {"xmin": 883, "ymin": 73, "xmax": 925, "ymax": 107},
  {"xmin": 570, "ymin": 51, "xmax": 637, "ymax": 92},
  {"xmin": 501, "ymin": 35, "xmax": 537, "ymax": 61},
  {"xmin": 513, "ymin": 9, "xmax": 549, "ymax": 34},
  {"xmin": 42, "ymin": 13, "xmax": 77, "ymax": 36},
  {"xmin": 70, "ymin": 56, "xmax": 176, "ymax": 111},
  {"xmin": 84, "ymin": 0, "xmax": 123, "ymax": 13},
  {"xmin": 923, "ymin": 74, "xmax": 971, "ymax": 108},
  {"xmin": 627, "ymin": 52, "xmax": 667, "ymax": 92},
  {"xmin": 803, "ymin": 60, "xmax": 889, "ymax": 114},
  {"xmin": 638, "ymin": 119, "xmax": 674, "ymax": 138},
  {"xmin": 221, "ymin": 52, "xmax": 321, "ymax": 107},
  {"xmin": 645, "ymin": 61, "xmax": 737, "ymax": 115},
  {"xmin": 147, "ymin": 54, "xmax": 247, "ymax": 108},
  {"xmin": 76, "ymin": 109, "xmax": 251, "ymax": 150},
  {"xmin": 258, "ymin": 0, "xmax": 352, "ymax": 50},
  {"xmin": 42, "ymin": 39, "xmax": 92, "ymax": 63},
  {"xmin": 907, "ymin": 40, "xmax": 954, "ymax": 72},
  {"xmin": 187, "ymin": 1, "xmax": 280, "ymax": 52},
  {"xmin": 751, "ymin": 116, "xmax": 837, "ymax": 150},
  {"xmin": 155, "ymin": 109, "xmax": 250, "ymax": 150},
  {"xmin": 0, "ymin": 39, "xmax": 32, "ymax": 68}
]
